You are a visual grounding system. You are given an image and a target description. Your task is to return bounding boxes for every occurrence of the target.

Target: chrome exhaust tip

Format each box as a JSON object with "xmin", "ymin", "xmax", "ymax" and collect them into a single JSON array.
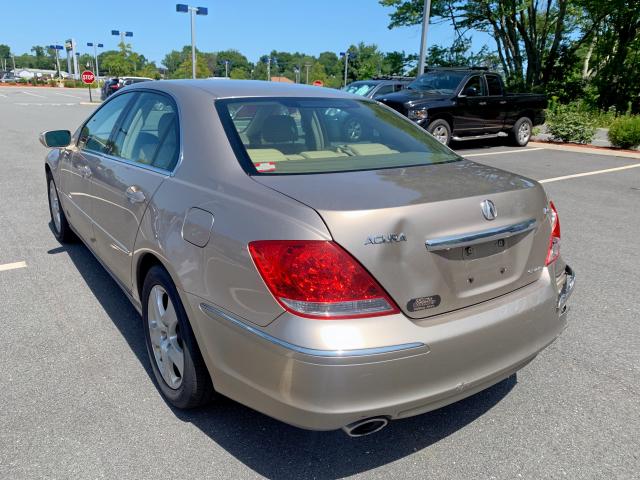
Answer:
[{"xmin": 342, "ymin": 417, "xmax": 389, "ymax": 437}]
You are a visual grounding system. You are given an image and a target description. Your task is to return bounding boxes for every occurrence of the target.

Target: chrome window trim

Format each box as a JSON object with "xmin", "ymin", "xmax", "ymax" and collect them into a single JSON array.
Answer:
[
  {"xmin": 426, "ymin": 218, "xmax": 537, "ymax": 251},
  {"xmin": 199, "ymin": 302, "xmax": 426, "ymax": 358}
]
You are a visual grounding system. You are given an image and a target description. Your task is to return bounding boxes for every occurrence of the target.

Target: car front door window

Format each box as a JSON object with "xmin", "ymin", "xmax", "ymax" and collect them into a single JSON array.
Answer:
[{"xmin": 78, "ymin": 93, "xmax": 133, "ymax": 154}]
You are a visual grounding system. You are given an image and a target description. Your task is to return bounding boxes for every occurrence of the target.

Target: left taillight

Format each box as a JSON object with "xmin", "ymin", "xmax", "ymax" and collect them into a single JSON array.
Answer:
[
  {"xmin": 545, "ymin": 201, "xmax": 561, "ymax": 265},
  {"xmin": 248, "ymin": 240, "xmax": 400, "ymax": 319}
]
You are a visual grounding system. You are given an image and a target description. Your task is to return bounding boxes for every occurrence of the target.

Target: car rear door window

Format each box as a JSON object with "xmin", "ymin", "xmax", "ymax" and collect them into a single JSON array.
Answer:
[
  {"xmin": 112, "ymin": 92, "xmax": 180, "ymax": 171},
  {"xmin": 375, "ymin": 85, "xmax": 394, "ymax": 96},
  {"xmin": 486, "ymin": 75, "xmax": 504, "ymax": 96},
  {"xmin": 78, "ymin": 93, "xmax": 133, "ymax": 154}
]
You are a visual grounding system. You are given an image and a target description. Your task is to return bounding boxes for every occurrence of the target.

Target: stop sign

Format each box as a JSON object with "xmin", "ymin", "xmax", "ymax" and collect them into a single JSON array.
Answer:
[
  {"xmin": 81, "ymin": 70, "xmax": 95, "ymax": 84},
  {"xmin": 312, "ymin": 80, "xmax": 324, "ymax": 87}
]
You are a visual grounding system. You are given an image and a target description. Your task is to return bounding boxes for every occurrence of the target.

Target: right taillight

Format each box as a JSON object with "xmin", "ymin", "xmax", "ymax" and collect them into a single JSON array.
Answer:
[
  {"xmin": 545, "ymin": 201, "xmax": 561, "ymax": 265},
  {"xmin": 248, "ymin": 240, "xmax": 400, "ymax": 319}
]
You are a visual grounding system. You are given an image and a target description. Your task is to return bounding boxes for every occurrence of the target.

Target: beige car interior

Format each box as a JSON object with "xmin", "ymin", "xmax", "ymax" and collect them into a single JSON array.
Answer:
[{"xmin": 237, "ymin": 104, "xmax": 398, "ymax": 165}]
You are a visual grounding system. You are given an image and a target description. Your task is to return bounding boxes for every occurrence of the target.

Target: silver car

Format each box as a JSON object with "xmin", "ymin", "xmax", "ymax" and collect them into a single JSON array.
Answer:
[{"xmin": 41, "ymin": 80, "xmax": 575, "ymax": 437}]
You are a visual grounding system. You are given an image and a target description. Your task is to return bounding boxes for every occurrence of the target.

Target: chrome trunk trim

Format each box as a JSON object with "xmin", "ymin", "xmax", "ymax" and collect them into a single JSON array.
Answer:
[{"xmin": 425, "ymin": 218, "xmax": 537, "ymax": 251}]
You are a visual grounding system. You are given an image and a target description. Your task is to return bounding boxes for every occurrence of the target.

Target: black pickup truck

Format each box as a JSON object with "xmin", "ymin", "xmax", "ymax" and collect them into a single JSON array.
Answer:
[{"xmin": 377, "ymin": 68, "xmax": 546, "ymax": 146}]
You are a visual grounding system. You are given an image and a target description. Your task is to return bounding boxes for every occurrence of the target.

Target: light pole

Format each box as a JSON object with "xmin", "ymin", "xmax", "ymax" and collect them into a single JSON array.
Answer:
[
  {"xmin": 111, "ymin": 29, "xmax": 133, "ymax": 48},
  {"xmin": 304, "ymin": 63, "xmax": 311, "ymax": 84},
  {"xmin": 86, "ymin": 42, "xmax": 104, "ymax": 82},
  {"xmin": 340, "ymin": 51, "xmax": 355, "ymax": 87},
  {"xmin": 176, "ymin": 4, "xmax": 208, "ymax": 79},
  {"xmin": 48, "ymin": 44, "xmax": 63, "ymax": 81},
  {"xmin": 294, "ymin": 66, "xmax": 300, "ymax": 83},
  {"xmin": 263, "ymin": 57, "xmax": 276, "ymax": 81},
  {"xmin": 417, "ymin": 0, "xmax": 432, "ymax": 76},
  {"xmin": 221, "ymin": 59, "xmax": 230, "ymax": 77}
]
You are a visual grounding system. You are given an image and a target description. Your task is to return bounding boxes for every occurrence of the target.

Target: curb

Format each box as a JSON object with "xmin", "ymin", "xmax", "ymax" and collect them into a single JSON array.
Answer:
[{"xmin": 529, "ymin": 141, "xmax": 640, "ymax": 160}]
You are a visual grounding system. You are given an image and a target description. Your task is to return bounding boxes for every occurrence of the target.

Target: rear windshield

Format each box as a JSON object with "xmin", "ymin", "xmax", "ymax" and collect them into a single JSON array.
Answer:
[{"xmin": 216, "ymin": 97, "xmax": 460, "ymax": 175}]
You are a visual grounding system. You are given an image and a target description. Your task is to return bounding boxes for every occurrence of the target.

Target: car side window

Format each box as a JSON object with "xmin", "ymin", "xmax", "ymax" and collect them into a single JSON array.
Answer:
[
  {"xmin": 461, "ymin": 75, "xmax": 485, "ymax": 97},
  {"xmin": 375, "ymin": 85, "xmax": 394, "ymax": 96},
  {"xmin": 78, "ymin": 93, "xmax": 132, "ymax": 154},
  {"xmin": 485, "ymin": 75, "xmax": 504, "ymax": 96},
  {"xmin": 393, "ymin": 83, "xmax": 405, "ymax": 92},
  {"xmin": 112, "ymin": 92, "xmax": 180, "ymax": 171}
]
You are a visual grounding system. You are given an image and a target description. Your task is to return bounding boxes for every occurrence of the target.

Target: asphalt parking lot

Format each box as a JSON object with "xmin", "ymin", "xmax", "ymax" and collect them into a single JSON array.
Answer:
[{"xmin": 1, "ymin": 85, "xmax": 639, "ymax": 479}]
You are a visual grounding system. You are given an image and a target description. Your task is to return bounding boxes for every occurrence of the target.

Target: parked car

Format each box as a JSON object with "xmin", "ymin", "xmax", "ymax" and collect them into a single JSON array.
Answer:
[
  {"xmin": 101, "ymin": 76, "xmax": 153, "ymax": 100},
  {"xmin": 343, "ymin": 77, "xmax": 413, "ymax": 99},
  {"xmin": 41, "ymin": 80, "xmax": 574, "ymax": 436},
  {"xmin": 377, "ymin": 67, "xmax": 547, "ymax": 146},
  {"xmin": 0, "ymin": 72, "xmax": 18, "ymax": 83}
]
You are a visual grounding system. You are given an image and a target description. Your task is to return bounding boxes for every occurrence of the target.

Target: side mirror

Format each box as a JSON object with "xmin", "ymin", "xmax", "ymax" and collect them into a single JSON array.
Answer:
[
  {"xmin": 39, "ymin": 130, "xmax": 71, "ymax": 148},
  {"xmin": 463, "ymin": 86, "xmax": 479, "ymax": 97}
]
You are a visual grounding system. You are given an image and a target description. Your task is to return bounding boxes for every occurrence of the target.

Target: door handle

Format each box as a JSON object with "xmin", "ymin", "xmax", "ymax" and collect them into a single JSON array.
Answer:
[
  {"xmin": 125, "ymin": 185, "xmax": 146, "ymax": 204},
  {"xmin": 80, "ymin": 165, "xmax": 92, "ymax": 178},
  {"xmin": 479, "ymin": 101, "xmax": 487, "ymax": 106}
]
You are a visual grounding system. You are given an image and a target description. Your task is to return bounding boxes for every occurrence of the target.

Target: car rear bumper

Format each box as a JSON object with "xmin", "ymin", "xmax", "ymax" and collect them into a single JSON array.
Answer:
[{"xmin": 185, "ymin": 265, "xmax": 573, "ymax": 431}]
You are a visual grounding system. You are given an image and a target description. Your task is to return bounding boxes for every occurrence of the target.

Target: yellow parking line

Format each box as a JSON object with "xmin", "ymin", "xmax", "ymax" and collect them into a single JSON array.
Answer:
[
  {"xmin": 540, "ymin": 164, "xmax": 640, "ymax": 183},
  {"xmin": 0, "ymin": 261, "xmax": 27, "ymax": 272}
]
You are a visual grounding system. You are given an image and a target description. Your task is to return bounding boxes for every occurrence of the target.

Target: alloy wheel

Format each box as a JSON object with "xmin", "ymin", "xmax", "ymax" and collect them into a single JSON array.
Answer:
[
  {"xmin": 518, "ymin": 122, "xmax": 531, "ymax": 144},
  {"xmin": 147, "ymin": 285, "xmax": 184, "ymax": 389},
  {"xmin": 49, "ymin": 179, "xmax": 61, "ymax": 234},
  {"xmin": 432, "ymin": 125, "xmax": 449, "ymax": 144}
]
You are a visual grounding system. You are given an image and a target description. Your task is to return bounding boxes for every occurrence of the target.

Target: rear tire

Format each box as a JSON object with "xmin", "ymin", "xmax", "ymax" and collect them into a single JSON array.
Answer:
[
  {"xmin": 47, "ymin": 173, "xmax": 75, "ymax": 243},
  {"xmin": 427, "ymin": 119, "xmax": 452, "ymax": 146},
  {"xmin": 142, "ymin": 265, "xmax": 215, "ymax": 409},
  {"xmin": 510, "ymin": 117, "xmax": 533, "ymax": 146}
]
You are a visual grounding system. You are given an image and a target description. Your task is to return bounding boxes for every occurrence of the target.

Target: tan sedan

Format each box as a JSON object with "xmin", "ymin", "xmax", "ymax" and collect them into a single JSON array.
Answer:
[{"xmin": 41, "ymin": 80, "xmax": 575, "ymax": 436}]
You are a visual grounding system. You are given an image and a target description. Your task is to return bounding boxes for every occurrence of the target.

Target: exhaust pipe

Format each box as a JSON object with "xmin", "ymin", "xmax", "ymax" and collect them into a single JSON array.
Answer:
[{"xmin": 342, "ymin": 417, "xmax": 389, "ymax": 437}]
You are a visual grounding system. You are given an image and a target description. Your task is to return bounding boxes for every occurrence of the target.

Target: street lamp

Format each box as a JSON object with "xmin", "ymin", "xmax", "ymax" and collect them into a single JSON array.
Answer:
[
  {"xmin": 176, "ymin": 4, "xmax": 208, "ymax": 79},
  {"xmin": 304, "ymin": 63, "xmax": 311, "ymax": 84},
  {"xmin": 48, "ymin": 44, "xmax": 64, "ymax": 81},
  {"xmin": 87, "ymin": 42, "xmax": 104, "ymax": 82},
  {"xmin": 294, "ymin": 66, "xmax": 300, "ymax": 84},
  {"xmin": 220, "ymin": 59, "xmax": 230, "ymax": 78},
  {"xmin": 417, "ymin": 0, "xmax": 432, "ymax": 76},
  {"xmin": 262, "ymin": 57, "xmax": 276, "ymax": 81},
  {"xmin": 111, "ymin": 29, "xmax": 133, "ymax": 46},
  {"xmin": 340, "ymin": 51, "xmax": 356, "ymax": 87}
]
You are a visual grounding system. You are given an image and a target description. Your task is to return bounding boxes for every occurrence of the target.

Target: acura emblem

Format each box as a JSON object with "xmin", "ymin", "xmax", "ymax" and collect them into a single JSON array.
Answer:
[{"xmin": 480, "ymin": 200, "xmax": 497, "ymax": 220}]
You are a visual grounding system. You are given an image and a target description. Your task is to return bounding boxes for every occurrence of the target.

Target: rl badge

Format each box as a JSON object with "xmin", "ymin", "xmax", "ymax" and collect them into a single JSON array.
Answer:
[{"xmin": 407, "ymin": 295, "xmax": 441, "ymax": 312}]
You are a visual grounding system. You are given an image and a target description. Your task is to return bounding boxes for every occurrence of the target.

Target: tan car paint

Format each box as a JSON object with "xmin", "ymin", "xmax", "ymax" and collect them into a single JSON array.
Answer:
[{"xmin": 45, "ymin": 80, "xmax": 573, "ymax": 431}]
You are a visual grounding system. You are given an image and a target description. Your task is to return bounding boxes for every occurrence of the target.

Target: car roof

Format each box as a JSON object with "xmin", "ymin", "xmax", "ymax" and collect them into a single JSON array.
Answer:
[{"xmin": 126, "ymin": 79, "xmax": 362, "ymax": 100}]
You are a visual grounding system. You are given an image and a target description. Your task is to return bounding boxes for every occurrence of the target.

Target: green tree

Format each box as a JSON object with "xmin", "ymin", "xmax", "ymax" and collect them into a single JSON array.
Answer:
[{"xmin": 172, "ymin": 55, "xmax": 209, "ymax": 78}]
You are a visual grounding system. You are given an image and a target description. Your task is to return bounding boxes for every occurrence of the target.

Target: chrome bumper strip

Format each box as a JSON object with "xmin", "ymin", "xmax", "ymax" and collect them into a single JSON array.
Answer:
[
  {"xmin": 557, "ymin": 264, "xmax": 576, "ymax": 311},
  {"xmin": 425, "ymin": 218, "xmax": 537, "ymax": 252},
  {"xmin": 199, "ymin": 303, "xmax": 426, "ymax": 358}
]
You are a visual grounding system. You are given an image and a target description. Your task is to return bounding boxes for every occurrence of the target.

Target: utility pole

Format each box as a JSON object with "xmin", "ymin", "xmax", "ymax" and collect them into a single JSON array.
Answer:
[
  {"xmin": 304, "ymin": 63, "xmax": 311, "ymax": 84},
  {"xmin": 267, "ymin": 57, "xmax": 271, "ymax": 81},
  {"xmin": 417, "ymin": 0, "xmax": 432, "ymax": 76},
  {"xmin": 294, "ymin": 66, "xmax": 300, "ymax": 83},
  {"xmin": 176, "ymin": 5, "xmax": 208, "ymax": 79}
]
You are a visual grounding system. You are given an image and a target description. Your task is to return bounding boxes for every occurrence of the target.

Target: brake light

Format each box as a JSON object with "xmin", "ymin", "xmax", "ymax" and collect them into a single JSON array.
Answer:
[
  {"xmin": 110, "ymin": 84, "xmax": 119, "ymax": 89},
  {"xmin": 248, "ymin": 240, "xmax": 400, "ymax": 319},
  {"xmin": 545, "ymin": 201, "xmax": 561, "ymax": 265}
]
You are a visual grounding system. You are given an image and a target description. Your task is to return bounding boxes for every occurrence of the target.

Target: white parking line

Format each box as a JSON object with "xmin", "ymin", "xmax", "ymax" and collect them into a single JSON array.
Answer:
[
  {"xmin": 0, "ymin": 261, "xmax": 27, "ymax": 272},
  {"xmin": 540, "ymin": 163, "xmax": 640, "ymax": 183},
  {"xmin": 0, "ymin": 93, "xmax": 7, "ymax": 98},
  {"xmin": 21, "ymin": 91, "xmax": 46, "ymax": 98},
  {"xmin": 54, "ymin": 92, "xmax": 82, "ymax": 99},
  {"xmin": 464, "ymin": 147, "xmax": 545, "ymax": 158}
]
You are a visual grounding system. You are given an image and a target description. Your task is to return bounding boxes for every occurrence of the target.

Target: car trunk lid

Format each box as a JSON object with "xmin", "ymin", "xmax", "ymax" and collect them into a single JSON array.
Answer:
[{"xmin": 253, "ymin": 160, "xmax": 551, "ymax": 319}]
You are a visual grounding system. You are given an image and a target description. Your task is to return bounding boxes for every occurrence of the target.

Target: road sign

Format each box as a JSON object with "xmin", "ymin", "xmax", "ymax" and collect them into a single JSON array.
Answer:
[
  {"xmin": 81, "ymin": 70, "xmax": 95, "ymax": 84},
  {"xmin": 312, "ymin": 80, "xmax": 324, "ymax": 87}
]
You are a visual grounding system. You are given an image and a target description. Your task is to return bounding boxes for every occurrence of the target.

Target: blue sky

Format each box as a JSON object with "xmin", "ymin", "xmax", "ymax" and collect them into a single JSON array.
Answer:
[{"xmin": 4, "ymin": 0, "xmax": 492, "ymax": 65}]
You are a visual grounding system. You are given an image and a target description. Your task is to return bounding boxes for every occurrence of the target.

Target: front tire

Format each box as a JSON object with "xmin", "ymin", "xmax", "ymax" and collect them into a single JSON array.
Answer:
[
  {"xmin": 47, "ymin": 173, "xmax": 75, "ymax": 243},
  {"xmin": 511, "ymin": 117, "xmax": 533, "ymax": 146},
  {"xmin": 142, "ymin": 265, "xmax": 215, "ymax": 409},
  {"xmin": 427, "ymin": 119, "xmax": 452, "ymax": 146}
]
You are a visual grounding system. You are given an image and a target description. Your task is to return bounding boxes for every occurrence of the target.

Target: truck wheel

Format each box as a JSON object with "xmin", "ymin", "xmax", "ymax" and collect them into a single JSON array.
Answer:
[
  {"xmin": 511, "ymin": 117, "xmax": 533, "ymax": 146},
  {"xmin": 427, "ymin": 119, "xmax": 451, "ymax": 146}
]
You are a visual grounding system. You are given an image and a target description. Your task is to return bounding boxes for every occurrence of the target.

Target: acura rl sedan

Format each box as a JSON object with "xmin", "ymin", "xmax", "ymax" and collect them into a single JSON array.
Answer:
[{"xmin": 41, "ymin": 80, "xmax": 575, "ymax": 437}]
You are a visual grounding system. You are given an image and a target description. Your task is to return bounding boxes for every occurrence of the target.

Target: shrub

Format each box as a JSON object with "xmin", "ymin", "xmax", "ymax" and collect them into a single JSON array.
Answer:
[
  {"xmin": 546, "ymin": 103, "xmax": 596, "ymax": 144},
  {"xmin": 608, "ymin": 116, "xmax": 640, "ymax": 149}
]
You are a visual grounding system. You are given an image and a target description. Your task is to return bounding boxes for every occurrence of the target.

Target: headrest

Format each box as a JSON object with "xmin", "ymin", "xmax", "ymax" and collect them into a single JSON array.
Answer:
[{"xmin": 262, "ymin": 115, "xmax": 297, "ymax": 143}]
